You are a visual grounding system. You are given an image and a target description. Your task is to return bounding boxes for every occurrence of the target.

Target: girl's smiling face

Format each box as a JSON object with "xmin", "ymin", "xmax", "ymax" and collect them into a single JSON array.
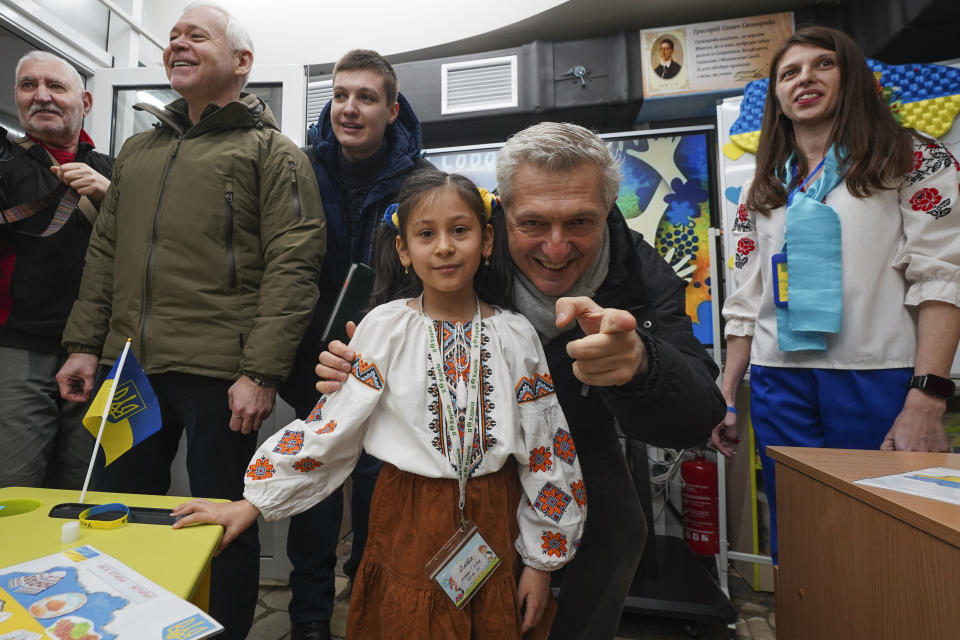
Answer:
[{"xmin": 396, "ymin": 186, "xmax": 493, "ymax": 308}]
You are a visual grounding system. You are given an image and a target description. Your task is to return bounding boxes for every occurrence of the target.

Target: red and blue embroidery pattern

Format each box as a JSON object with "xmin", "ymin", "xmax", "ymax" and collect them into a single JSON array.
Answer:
[
  {"xmin": 427, "ymin": 321, "xmax": 496, "ymax": 471},
  {"xmin": 529, "ymin": 446, "xmax": 552, "ymax": 472},
  {"xmin": 553, "ymin": 428, "xmax": 577, "ymax": 465},
  {"xmin": 293, "ymin": 458, "xmax": 323, "ymax": 472},
  {"xmin": 441, "ymin": 321, "xmax": 471, "ymax": 382},
  {"xmin": 515, "ymin": 373, "xmax": 555, "ymax": 403},
  {"xmin": 246, "ymin": 456, "xmax": 275, "ymax": 480},
  {"xmin": 541, "ymin": 531, "xmax": 568, "ymax": 558},
  {"xmin": 305, "ymin": 397, "xmax": 326, "ymax": 423},
  {"xmin": 273, "ymin": 430, "xmax": 304, "ymax": 455},
  {"xmin": 570, "ymin": 479, "xmax": 587, "ymax": 508},
  {"xmin": 351, "ymin": 355, "xmax": 384, "ymax": 390},
  {"xmin": 315, "ymin": 420, "xmax": 337, "ymax": 435},
  {"xmin": 535, "ymin": 482, "xmax": 572, "ymax": 523}
]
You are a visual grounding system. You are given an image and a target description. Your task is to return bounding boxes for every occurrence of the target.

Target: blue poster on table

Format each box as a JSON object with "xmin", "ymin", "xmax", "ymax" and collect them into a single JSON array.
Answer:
[{"xmin": 0, "ymin": 545, "xmax": 221, "ymax": 639}]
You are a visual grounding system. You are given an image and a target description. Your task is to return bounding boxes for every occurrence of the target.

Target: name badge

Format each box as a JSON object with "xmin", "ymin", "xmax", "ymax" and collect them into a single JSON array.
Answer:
[
  {"xmin": 772, "ymin": 253, "xmax": 788, "ymax": 308},
  {"xmin": 424, "ymin": 520, "xmax": 500, "ymax": 608}
]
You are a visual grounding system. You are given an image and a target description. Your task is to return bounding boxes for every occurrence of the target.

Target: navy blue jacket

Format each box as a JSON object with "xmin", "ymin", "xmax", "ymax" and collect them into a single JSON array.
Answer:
[
  {"xmin": 308, "ymin": 93, "xmax": 426, "ymax": 340},
  {"xmin": 281, "ymin": 93, "xmax": 427, "ymax": 416}
]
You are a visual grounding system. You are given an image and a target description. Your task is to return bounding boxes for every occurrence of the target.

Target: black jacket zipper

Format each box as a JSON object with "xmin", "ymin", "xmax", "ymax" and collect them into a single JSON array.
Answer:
[
  {"xmin": 288, "ymin": 160, "xmax": 302, "ymax": 218},
  {"xmin": 140, "ymin": 135, "xmax": 183, "ymax": 363},
  {"xmin": 225, "ymin": 191, "xmax": 237, "ymax": 290}
]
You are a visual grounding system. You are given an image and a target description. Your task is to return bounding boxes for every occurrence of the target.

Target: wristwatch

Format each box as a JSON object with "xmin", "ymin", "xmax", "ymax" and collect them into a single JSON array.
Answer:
[
  {"xmin": 246, "ymin": 373, "xmax": 275, "ymax": 388},
  {"xmin": 907, "ymin": 374, "xmax": 956, "ymax": 399}
]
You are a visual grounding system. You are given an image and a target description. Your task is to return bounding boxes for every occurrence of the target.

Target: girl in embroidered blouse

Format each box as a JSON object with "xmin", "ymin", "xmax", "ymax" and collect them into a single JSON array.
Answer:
[
  {"xmin": 173, "ymin": 170, "xmax": 586, "ymax": 639},
  {"xmin": 712, "ymin": 26, "xmax": 960, "ymax": 559}
]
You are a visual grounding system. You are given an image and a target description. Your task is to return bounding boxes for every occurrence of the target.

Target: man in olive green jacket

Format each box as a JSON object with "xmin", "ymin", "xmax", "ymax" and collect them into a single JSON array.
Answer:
[{"xmin": 56, "ymin": 5, "xmax": 324, "ymax": 639}]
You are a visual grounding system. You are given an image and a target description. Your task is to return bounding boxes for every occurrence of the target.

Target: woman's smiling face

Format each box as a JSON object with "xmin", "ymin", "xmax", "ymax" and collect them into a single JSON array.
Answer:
[{"xmin": 774, "ymin": 44, "xmax": 842, "ymax": 130}]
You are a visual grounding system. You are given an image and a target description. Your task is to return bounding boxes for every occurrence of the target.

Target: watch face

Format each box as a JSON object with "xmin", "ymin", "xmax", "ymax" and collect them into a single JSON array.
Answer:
[{"xmin": 913, "ymin": 375, "xmax": 956, "ymax": 398}]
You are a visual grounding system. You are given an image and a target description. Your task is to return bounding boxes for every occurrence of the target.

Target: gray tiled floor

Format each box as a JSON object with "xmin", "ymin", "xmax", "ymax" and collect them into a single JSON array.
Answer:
[{"xmin": 247, "ymin": 537, "xmax": 775, "ymax": 640}]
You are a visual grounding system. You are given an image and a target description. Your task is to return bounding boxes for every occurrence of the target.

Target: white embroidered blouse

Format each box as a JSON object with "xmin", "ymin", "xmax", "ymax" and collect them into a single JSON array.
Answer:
[
  {"xmin": 723, "ymin": 136, "xmax": 960, "ymax": 368},
  {"xmin": 243, "ymin": 299, "xmax": 586, "ymax": 571}
]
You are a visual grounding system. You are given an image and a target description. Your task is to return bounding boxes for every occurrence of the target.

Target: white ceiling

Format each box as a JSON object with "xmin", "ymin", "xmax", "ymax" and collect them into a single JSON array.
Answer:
[{"xmin": 140, "ymin": 0, "xmax": 827, "ymax": 68}]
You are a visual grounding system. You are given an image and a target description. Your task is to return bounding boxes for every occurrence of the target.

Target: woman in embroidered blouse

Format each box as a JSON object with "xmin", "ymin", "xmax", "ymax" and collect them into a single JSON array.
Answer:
[
  {"xmin": 712, "ymin": 26, "xmax": 960, "ymax": 559},
  {"xmin": 173, "ymin": 171, "xmax": 586, "ymax": 639}
]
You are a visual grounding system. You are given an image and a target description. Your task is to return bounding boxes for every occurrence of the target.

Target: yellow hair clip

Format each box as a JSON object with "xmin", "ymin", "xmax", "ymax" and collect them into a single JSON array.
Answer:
[
  {"xmin": 477, "ymin": 188, "xmax": 499, "ymax": 221},
  {"xmin": 383, "ymin": 203, "xmax": 400, "ymax": 230}
]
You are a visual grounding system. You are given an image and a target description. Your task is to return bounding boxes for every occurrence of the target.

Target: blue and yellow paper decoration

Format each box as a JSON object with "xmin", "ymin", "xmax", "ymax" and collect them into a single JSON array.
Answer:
[
  {"xmin": 727, "ymin": 78, "xmax": 769, "ymax": 158},
  {"xmin": 82, "ymin": 352, "xmax": 161, "ymax": 465},
  {"xmin": 726, "ymin": 59, "xmax": 960, "ymax": 158}
]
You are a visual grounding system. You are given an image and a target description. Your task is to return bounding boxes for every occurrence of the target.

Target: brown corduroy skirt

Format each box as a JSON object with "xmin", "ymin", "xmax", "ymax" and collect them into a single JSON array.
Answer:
[{"xmin": 346, "ymin": 460, "xmax": 556, "ymax": 639}]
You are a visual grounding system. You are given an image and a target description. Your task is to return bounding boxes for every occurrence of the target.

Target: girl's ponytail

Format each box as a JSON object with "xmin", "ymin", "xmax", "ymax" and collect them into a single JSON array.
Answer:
[{"xmin": 369, "ymin": 204, "xmax": 419, "ymax": 309}]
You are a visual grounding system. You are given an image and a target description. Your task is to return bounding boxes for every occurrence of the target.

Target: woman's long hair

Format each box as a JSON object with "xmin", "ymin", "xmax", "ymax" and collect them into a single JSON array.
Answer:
[
  {"xmin": 747, "ymin": 25, "xmax": 915, "ymax": 214},
  {"xmin": 369, "ymin": 169, "xmax": 515, "ymax": 310}
]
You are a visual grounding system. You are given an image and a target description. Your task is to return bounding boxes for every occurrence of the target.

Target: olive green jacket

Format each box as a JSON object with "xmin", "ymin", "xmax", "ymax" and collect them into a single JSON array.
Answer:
[{"xmin": 63, "ymin": 94, "xmax": 325, "ymax": 383}]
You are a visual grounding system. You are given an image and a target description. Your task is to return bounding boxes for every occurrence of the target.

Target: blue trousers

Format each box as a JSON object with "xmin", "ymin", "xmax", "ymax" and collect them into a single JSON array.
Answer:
[
  {"xmin": 750, "ymin": 365, "xmax": 912, "ymax": 561},
  {"xmin": 92, "ymin": 372, "xmax": 260, "ymax": 640}
]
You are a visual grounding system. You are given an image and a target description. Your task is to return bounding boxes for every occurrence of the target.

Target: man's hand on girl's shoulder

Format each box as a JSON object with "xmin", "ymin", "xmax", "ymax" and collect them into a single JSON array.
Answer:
[{"xmin": 315, "ymin": 323, "xmax": 357, "ymax": 394}]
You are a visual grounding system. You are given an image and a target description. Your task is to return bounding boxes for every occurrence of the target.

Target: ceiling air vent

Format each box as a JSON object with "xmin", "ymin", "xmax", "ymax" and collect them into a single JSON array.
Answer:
[
  {"xmin": 306, "ymin": 79, "xmax": 333, "ymax": 129},
  {"xmin": 441, "ymin": 55, "xmax": 518, "ymax": 115}
]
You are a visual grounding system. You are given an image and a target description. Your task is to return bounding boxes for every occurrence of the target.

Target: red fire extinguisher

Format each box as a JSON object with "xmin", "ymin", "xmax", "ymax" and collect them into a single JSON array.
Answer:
[{"xmin": 681, "ymin": 453, "xmax": 719, "ymax": 555}]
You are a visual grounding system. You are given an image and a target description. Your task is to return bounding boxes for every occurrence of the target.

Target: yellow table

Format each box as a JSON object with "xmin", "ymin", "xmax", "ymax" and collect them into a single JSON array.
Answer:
[{"xmin": 0, "ymin": 487, "xmax": 223, "ymax": 609}]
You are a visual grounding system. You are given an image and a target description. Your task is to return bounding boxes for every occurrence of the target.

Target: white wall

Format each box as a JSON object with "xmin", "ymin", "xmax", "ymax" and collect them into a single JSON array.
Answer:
[{"xmin": 139, "ymin": 0, "xmax": 565, "ymax": 67}]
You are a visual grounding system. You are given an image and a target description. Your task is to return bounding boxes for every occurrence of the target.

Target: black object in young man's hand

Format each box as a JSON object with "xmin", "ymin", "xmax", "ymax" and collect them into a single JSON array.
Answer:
[{"xmin": 321, "ymin": 263, "xmax": 376, "ymax": 346}]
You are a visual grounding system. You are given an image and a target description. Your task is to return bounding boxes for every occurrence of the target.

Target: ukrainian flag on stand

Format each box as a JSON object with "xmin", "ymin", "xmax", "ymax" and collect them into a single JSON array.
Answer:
[{"xmin": 82, "ymin": 352, "xmax": 161, "ymax": 465}]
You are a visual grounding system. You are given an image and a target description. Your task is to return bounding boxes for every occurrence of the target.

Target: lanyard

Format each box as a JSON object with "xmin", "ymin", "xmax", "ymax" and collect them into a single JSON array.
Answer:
[
  {"xmin": 421, "ymin": 296, "xmax": 482, "ymax": 530},
  {"xmin": 786, "ymin": 157, "xmax": 827, "ymax": 208}
]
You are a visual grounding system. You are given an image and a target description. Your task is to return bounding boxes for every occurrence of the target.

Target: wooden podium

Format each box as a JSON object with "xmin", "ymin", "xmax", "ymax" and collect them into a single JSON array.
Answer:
[{"xmin": 768, "ymin": 446, "xmax": 960, "ymax": 640}]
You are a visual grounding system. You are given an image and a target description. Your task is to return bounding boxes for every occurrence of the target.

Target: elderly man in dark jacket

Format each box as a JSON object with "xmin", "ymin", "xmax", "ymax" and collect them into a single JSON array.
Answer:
[
  {"xmin": 318, "ymin": 121, "xmax": 725, "ymax": 639},
  {"xmin": 278, "ymin": 49, "xmax": 430, "ymax": 640},
  {"xmin": 1, "ymin": 51, "xmax": 112, "ymax": 490}
]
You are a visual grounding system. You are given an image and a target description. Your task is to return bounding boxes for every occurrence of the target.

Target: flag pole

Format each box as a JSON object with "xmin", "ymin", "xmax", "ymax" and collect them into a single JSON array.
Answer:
[{"xmin": 80, "ymin": 338, "xmax": 133, "ymax": 504}]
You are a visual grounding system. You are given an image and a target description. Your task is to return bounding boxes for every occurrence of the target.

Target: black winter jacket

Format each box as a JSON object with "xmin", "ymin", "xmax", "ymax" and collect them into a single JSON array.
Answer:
[
  {"xmin": 304, "ymin": 93, "xmax": 428, "ymax": 350},
  {"xmin": 281, "ymin": 94, "xmax": 428, "ymax": 416},
  {"xmin": 0, "ymin": 129, "xmax": 114, "ymax": 353},
  {"xmin": 544, "ymin": 210, "xmax": 725, "ymax": 454}
]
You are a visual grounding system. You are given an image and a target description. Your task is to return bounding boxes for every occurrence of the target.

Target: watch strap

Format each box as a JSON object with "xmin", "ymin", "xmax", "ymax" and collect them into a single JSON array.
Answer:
[
  {"xmin": 242, "ymin": 372, "xmax": 276, "ymax": 387},
  {"xmin": 907, "ymin": 374, "xmax": 956, "ymax": 399}
]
